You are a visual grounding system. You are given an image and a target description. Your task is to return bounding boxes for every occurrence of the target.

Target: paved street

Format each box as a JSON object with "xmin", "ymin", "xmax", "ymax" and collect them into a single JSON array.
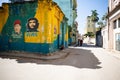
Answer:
[{"xmin": 0, "ymin": 43, "xmax": 120, "ymax": 80}]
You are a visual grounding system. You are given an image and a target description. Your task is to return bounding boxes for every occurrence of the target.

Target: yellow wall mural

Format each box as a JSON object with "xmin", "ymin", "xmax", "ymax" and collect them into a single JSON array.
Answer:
[
  {"xmin": 0, "ymin": 4, "xmax": 9, "ymax": 33},
  {"xmin": 0, "ymin": 1, "xmax": 66, "ymax": 43},
  {"xmin": 34, "ymin": 1, "xmax": 50, "ymax": 43},
  {"xmin": 25, "ymin": 32, "xmax": 41, "ymax": 43},
  {"xmin": 25, "ymin": 17, "xmax": 41, "ymax": 43},
  {"xmin": 0, "ymin": 1, "xmax": 68, "ymax": 53},
  {"xmin": 33, "ymin": 1, "xmax": 64, "ymax": 43}
]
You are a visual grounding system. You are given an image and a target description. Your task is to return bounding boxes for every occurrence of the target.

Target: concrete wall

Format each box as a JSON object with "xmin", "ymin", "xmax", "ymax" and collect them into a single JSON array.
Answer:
[{"xmin": 102, "ymin": 26, "xmax": 108, "ymax": 49}]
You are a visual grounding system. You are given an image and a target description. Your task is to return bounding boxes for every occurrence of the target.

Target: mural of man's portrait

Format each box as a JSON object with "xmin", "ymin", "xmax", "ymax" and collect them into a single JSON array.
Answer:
[
  {"xmin": 10, "ymin": 20, "xmax": 23, "ymax": 42},
  {"xmin": 27, "ymin": 18, "xmax": 39, "ymax": 32},
  {"xmin": 13, "ymin": 20, "xmax": 22, "ymax": 34}
]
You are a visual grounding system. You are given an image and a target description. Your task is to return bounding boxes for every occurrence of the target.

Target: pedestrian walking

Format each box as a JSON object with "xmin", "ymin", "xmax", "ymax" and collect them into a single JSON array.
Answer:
[
  {"xmin": 76, "ymin": 31, "xmax": 82, "ymax": 46},
  {"xmin": 80, "ymin": 39, "xmax": 83, "ymax": 46}
]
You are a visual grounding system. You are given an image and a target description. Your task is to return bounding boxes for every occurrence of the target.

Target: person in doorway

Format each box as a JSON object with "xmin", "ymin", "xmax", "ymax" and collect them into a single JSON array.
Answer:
[
  {"xmin": 76, "ymin": 31, "xmax": 81, "ymax": 46},
  {"xmin": 80, "ymin": 37, "xmax": 83, "ymax": 46}
]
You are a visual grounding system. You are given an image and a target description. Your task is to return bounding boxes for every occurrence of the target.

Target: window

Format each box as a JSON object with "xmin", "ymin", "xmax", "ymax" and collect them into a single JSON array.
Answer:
[
  {"xmin": 113, "ymin": 0, "xmax": 119, "ymax": 8},
  {"xmin": 88, "ymin": 24, "xmax": 90, "ymax": 27},
  {"xmin": 118, "ymin": 18, "xmax": 120, "ymax": 28},
  {"xmin": 113, "ymin": 20, "xmax": 117, "ymax": 29},
  {"xmin": 116, "ymin": 33, "xmax": 120, "ymax": 51},
  {"xmin": 88, "ymin": 20, "xmax": 90, "ymax": 22}
]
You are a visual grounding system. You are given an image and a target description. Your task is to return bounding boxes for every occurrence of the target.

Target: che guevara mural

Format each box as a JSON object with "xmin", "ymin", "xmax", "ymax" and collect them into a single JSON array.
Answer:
[
  {"xmin": 0, "ymin": 1, "xmax": 68, "ymax": 53},
  {"xmin": 9, "ymin": 18, "xmax": 40, "ymax": 43},
  {"xmin": 25, "ymin": 17, "xmax": 41, "ymax": 43},
  {"xmin": 26, "ymin": 18, "xmax": 39, "ymax": 32}
]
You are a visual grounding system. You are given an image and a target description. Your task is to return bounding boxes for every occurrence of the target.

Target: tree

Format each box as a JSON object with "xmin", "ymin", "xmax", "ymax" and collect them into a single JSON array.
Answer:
[
  {"xmin": 84, "ymin": 32, "xmax": 94, "ymax": 38},
  {"xmin": 97, "ymin": 13, "xmax": 108, "ymax": 30},
  {"xmin": 102, "ymin": 13, "xmax": 107, "ymax": 26},
  {"xmin": 102, "ymin": 13, "xmax": 107, "ymax": 21},
  {"xmin": 91, "ymin": 10, "xmax": 99, "ymax": 22},
  {"xmin": 97, "ymin": 21, "xmax": 104, "ymax": 28}
]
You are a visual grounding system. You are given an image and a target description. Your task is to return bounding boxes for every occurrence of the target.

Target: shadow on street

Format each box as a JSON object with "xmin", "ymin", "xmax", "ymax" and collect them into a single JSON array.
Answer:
[{"xmin": 0, "ymin": 47, "xmax": 102, "ymax": 69}]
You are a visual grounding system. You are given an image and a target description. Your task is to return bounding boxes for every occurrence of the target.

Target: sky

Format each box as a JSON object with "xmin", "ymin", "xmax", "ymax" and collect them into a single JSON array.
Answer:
[
  {"xmin": 76, "ymin": 0, "xmax": 108, "ymax": 34},
  {"xmin": 0, "ymin": 0, "xmax": 108, "ymax": 34},
  {"xmin": 0, "ymin": 0, "xmax": 10, "ymax": 6}
]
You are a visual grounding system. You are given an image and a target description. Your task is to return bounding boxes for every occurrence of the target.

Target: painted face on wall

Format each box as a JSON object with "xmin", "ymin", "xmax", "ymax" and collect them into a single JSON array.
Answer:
[
  {"xmin": 14, "ymin": 20, "xmax": 21, "ymax": 34},
  {"xmin": 10, "ymin": 20, "xmax": 23, "ymax": 42},
  {"xmin": 14, "ymin": 24, "xmax": 21, "ymax": 34},
  {"xmin": 27, "ymin": 18, "xmax": 39, "ymax": 32},
  {"xmin": 28, "ymin": 20, "xmax": 36, "ymax": 29}
]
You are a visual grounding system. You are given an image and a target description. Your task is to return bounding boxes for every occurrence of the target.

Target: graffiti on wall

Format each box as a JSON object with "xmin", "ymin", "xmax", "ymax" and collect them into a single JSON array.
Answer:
[
  {"xmin": 10, "ymin": 20, "xmax": 23, "ymax": 42},
  {"xmin": 25, "ymin": 18, "xmax": 41, "ymax": 43}
]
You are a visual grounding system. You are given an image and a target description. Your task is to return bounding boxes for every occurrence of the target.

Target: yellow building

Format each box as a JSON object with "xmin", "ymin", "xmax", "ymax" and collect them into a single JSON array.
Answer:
[{"xmin": 84, "ymin": 16, "xmax": 96, "ymax": 34}]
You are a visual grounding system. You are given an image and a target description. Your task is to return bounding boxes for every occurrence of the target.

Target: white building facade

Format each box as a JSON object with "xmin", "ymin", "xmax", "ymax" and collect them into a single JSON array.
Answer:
[{"xmin": 108, "ymin": 0, "xmax": 120, "ymax": 52}]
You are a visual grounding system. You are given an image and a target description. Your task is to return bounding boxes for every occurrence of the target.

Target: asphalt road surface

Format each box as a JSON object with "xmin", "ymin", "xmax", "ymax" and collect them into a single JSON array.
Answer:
[{"xmin": 0, "ymin": 43, "xmax": 120, "ymax": 80}]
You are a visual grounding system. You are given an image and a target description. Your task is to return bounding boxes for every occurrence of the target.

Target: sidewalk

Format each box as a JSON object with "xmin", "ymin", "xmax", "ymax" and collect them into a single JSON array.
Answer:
[
  {"xmin": 108, "ymin": 50, "xmax": 120, "ymax": 59},
  {"xmin": 0, "ymin": 49, "xmax": 70, "ymax": 60}
]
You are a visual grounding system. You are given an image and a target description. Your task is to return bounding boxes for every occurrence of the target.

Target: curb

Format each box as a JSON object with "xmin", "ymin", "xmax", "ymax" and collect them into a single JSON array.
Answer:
[{"xmin": 0, "ymin": 51, "xmax": 70, "ymax": 60}]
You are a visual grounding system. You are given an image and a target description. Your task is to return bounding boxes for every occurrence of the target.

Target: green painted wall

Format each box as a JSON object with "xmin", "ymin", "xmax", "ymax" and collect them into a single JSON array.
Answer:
[{"xmin": 0, "ymin": 1, "xmax": 68, "ymax": 54}]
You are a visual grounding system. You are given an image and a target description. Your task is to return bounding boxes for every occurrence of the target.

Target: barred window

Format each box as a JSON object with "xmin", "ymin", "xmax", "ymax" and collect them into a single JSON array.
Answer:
[
  {"xmin": 118, "ymin": 18, "xmax": 120, "ymax": 28},
  {"xmin": 113, "ymin": 20, "xmax": 117, "ymax": 29}
]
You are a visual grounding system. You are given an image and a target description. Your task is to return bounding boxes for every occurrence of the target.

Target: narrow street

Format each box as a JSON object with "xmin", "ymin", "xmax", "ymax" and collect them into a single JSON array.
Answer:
[
  {"xmin": 0, "ymin": 43, "xmax": 120, "ymax": 80},
  {"xmin": 0, "ymin": 0, "xmax": 120, "ymax": 80}
]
